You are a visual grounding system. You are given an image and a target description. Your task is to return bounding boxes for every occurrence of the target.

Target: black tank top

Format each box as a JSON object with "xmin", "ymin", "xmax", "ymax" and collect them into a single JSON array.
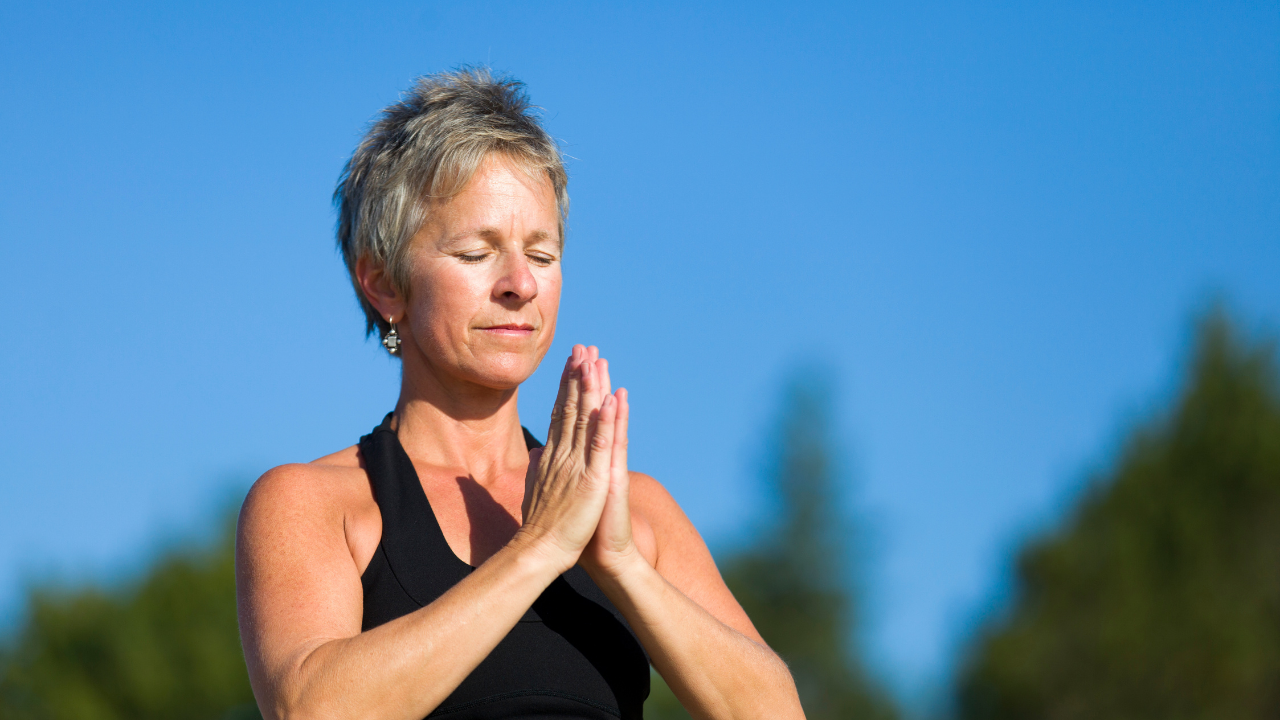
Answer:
[{"xmin": 358, "ymin": 415, "xmax": 650, "ymax": 719}]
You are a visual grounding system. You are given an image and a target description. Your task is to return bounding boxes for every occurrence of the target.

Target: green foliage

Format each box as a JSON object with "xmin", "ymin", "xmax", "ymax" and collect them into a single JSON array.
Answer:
[
  {"xmin": 0, "ymin": 517, "xmax": 260, "ymax": 720},
  {"xmin": 956, "ymin": 310, "xmax": 1280, "ymax": 719},
  {"xmin": 645, "ymin": 669, "xmax": 691, "ymax": 719},
  {"xmin": 646, "ymin": 375, "xmax": 898, "ymax": 720}
]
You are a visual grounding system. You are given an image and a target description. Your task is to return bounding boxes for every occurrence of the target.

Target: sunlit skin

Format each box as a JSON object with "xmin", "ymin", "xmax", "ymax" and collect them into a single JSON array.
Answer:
[
  {"xmin": 386, "ymin": 155, "xmax": 562, "ymax": 394},
  {"xmin": 235, "ymin": 154, "xmax": 806, "ymax": 720}
]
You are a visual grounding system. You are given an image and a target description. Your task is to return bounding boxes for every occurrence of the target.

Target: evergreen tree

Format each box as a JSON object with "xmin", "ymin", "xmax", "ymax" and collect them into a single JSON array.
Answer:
[
  {"xmin": 956, "ymin": 310, "xmax": 1280, "ymax": 719},
  {"xmin": 649, "ymin": 374, "xmax": 898, "ymax": 720},
  {"xmin": 0, "ymin": 515, "xmax": 260, "ymax": 720}
]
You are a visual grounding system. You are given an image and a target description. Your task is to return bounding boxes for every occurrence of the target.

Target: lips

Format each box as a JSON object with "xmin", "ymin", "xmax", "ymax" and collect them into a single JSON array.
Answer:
[{"xmin": 482, "ymin": 323, "xmax": 535, "ymax": 331}]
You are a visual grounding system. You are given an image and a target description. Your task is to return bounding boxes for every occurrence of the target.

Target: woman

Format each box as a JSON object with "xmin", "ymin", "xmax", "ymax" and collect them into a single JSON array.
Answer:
[{"xmin": 236, "ymin": 69, "xmax": 804, "ymax": 720}]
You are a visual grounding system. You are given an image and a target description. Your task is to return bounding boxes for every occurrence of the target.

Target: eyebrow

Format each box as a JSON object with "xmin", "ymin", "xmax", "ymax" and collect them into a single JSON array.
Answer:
[
  {"xmin": 525, "ymin": 229, "xmax": 559, "ymax": 245},
  {"xmin": 455, "ymin": 227, "xmax": 560, "ymax": 246}
]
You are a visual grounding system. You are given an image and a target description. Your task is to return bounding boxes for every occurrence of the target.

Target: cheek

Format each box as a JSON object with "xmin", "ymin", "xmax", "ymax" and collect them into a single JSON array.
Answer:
[
  {"xmin": 410, "ymin": 264, "xmax": 487, "ymax": 335},
  {"xmin": 537, "ymin": 269, "xmax": 562, "ymax": 323}
]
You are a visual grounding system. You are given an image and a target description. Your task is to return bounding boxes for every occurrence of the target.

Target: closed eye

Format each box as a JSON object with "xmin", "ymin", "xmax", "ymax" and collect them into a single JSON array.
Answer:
[{"xmin": 457, "ymin": 253, "xmax": 489, "ymax": 264}]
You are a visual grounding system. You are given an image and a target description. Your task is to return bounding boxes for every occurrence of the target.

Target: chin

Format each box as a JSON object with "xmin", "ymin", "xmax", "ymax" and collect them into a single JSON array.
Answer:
[{"xmin": 466, "ymin": 355, "xmax": 539, "ymax": 390}]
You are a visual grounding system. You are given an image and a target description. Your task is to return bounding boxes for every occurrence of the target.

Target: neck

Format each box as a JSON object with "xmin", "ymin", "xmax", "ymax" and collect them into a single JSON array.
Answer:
[{"xmin": 390, "ymin": 354, "xmax": 530, "ymax": 481}]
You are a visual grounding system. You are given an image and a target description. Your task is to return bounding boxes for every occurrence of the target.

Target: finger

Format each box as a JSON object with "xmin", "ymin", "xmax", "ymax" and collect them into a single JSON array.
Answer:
[
  {"xmin": 582, "ymin": 357, "xmax": 608, "ymax": 412},
  {"xmin": 582, "ymin": 347, "xmax": 604, "ymax": 411},
  {"xmin": 585, "ymin": 393, "xmax": 618, "ymax": 484},
  {"xmin": 560, "ymin": 349, "xmax": 587, "ymax": 447},
  {"xmin": 597, "ymin": 358, "xmax": 612, "ymax": 399},
  {"xmin": 571, "ymin": 358, "xmax": 597, "ymax": 448},
  {"xmin": 546, "ymin": 349, "xmax": 579, "ymax": 446},
  {"xmin": 611, "ymin": 388, "xmax": 629, "ymax": 483}
]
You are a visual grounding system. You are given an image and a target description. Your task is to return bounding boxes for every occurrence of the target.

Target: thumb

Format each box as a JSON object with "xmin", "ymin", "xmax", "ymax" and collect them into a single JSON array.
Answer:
[
  {"xmin": 527, "ymin": 446, "xmax": 545, "ymax": 467},
  {"xmin": 522, "ymin": 447, "xmax": 545, "ymax": 521}
]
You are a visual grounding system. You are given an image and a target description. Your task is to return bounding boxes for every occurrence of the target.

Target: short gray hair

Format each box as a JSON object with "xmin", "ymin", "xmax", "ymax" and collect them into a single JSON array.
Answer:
[{"xmin": 334, "ymin": 68, "xmax": 569, "ymax": 339}]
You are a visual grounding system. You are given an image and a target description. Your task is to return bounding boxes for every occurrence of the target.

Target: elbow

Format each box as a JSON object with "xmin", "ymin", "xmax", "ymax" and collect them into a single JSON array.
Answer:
[
  {"xmin": 267, "ymin": 690, "xmax": 403, "ymax": 720},
  {"xmin": 274, "ymin": 709, "xmax": 335, "ymax": 720},
  {"xmin": 255, "ymin": 690, "xmax": 310, "ymax": 720},
  {"xmin": 265, "ymin": 696, "xmax": 359, "ymax": 720},
  {"xmin": 255, "ymin": 642, "xmax": 367, "ymax": 720},
  {"xmin": 260, "ymin": 686, "xmax": 357, "ymax": 720}
]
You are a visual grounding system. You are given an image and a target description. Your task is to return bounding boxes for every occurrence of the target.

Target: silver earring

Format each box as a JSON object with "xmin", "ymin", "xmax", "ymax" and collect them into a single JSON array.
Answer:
[{"xmin": 381, "ymin": 317, "xmax": 401, "ymax": 355}]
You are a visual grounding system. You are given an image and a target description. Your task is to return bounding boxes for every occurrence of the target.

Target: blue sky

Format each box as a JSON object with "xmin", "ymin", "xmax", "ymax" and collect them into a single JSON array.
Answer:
[{"xmin": 2, "ymin": 0, "xmax": 1277, "ymax": 708}]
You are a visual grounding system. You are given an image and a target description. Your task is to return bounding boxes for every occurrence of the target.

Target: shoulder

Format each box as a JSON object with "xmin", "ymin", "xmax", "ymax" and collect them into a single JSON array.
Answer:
[
  {"xmin": 239, "ymin": 445, "xmax": 376, "ymax": 553},
  {"xmin": 628, "ymin": 471, "xmax": 704, "ymax": 546},
  {"xmin": 628, "ymin": 470, "xmax": 671, "ymax": 505},
  {"xmin": 236, "ymin": 450, "xmax": 377, "ymax": 680},
  {"xmin": 626, "ymin": 472, "xmax": 712, "ymax": 573},
  {"xmin": 243, "ymin": 447, "xmax": 363, "ymax": 514}
]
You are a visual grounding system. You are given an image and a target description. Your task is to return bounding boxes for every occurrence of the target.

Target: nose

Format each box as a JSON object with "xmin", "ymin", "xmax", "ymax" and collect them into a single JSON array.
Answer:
[{"xmin": 492, "ymin": 251, "xmax": 538, "ymax": 303}]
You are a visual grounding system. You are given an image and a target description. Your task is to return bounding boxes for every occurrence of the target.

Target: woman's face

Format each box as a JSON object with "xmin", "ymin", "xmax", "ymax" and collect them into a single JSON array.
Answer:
[{"xmin": 399, "ymin": 154, "xmax": 562, "ymax": 390}]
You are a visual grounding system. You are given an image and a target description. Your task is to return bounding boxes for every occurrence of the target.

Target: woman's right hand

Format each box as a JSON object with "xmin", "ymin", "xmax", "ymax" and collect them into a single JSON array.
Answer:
[{"xmin": 517, "ymin": 345, "xmax": 619, "ymax": 572}]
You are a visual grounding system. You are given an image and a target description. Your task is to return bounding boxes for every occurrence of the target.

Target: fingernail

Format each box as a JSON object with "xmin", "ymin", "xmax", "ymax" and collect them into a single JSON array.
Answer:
[{"xmin": 603, "ymin": 394, "xmax": 615, "ymax": 409}]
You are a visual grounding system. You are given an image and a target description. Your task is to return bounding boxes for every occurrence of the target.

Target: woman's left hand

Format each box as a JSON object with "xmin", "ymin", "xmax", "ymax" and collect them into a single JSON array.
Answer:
[
  {"xmin": 577, "ymin": 352, "xmax": 645, "ymax": 579},
  {"xmin": 566, "ymin": 351, "xmax": 806, "ymax": 720}
]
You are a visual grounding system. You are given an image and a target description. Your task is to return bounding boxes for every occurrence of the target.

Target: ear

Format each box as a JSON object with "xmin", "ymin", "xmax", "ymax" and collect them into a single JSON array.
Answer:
[{"xmin": 355, "ymin": 255, "xmax": 407, "ymax": 322}]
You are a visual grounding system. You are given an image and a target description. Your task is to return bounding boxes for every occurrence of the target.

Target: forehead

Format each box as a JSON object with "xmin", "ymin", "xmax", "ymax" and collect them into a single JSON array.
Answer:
[{"xmin": 429, "ymin": 155, "xmax": 561, "ymax": 243}]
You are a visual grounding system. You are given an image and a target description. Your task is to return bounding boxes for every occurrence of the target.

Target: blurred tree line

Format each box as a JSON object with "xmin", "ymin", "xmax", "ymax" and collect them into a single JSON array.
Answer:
[
  {"xmin": 4, "ymin": 308, "xmax": 1277, "ymax": 719},
  {"xmin": 645, "ymin": 375, "xmax": 899, "ymax": 720},
  {"xmin": 956, "ymin": 310, "xmax": 1280, "ymax": 718},
  {"xmin": 0, "ymin": 519, "xmax": 260, "ymax": 719}
]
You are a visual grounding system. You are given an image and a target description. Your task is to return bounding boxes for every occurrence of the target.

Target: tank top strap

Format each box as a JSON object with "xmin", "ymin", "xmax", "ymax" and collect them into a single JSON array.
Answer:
[
  {"xmin": 359, "ymin": 413, "xmax": 470, "ymax": 606},
  {"xmin": 358, "ymin": 413, "xmax": 548, "ymax": 607},
  {"xmin": 522, "ymin": 425, "xmax": 544, "ymax": 450}
]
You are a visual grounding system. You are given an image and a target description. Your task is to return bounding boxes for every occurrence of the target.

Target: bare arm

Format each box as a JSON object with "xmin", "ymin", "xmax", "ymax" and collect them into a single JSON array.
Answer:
[
  {"xmin": 236, "ymin": 351, "xmax": 616, "ymax": 720},
  {"xmin": 239, "ymin": 477, "xmax": 565, "ymax": 720},
  {"xmin": 604, "ymin": 554, "xmax": 801, "ymax": 718},
  {"xmin": 578, "ymin": 363, "xmax": 805, "ymax": 720}
]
